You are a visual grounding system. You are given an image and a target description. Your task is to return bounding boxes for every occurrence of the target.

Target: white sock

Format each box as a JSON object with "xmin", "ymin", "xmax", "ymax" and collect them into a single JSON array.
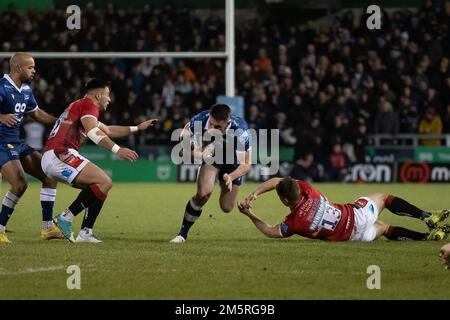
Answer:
[
  {"xmin": 190, "ymin": 198, "xmax": 203, "ymax": 211},
  {"xmin": 42, "ymin": 221, "xmax": 54, "ymax": 230},
  {"xmin": 61, "ymin": 209, "xmax": 75, "ymax": 222},
  {"xmin": 40, "ymin": 188, "xmax": 56, "ymax": 201},
  {"xmin": 80, "ymin": 227, "xmax": 92, "ymax": 236},
  {"xmin": 3, "ymin": 191, "xmax": 20, "ymax": 209},
  {"xmin": 0, "ymin": 224, "xmax": 5, "ymax": 232}
]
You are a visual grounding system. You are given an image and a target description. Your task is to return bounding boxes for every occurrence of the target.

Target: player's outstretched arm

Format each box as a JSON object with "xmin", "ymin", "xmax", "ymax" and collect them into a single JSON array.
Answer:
[
  {"xmin": 81, "ymin": 116, "xmax": 138, "ymax": 162},
  {"xmin": 29, "ymin": 107, "xmax": 57, "ymax": 125},
  {"xmin": 237, "ymin": 202, "xmax": 282, "ymax": 238},
  {"xmin": 98, "ymin": 119, "xmax": 158, "ymax": 138},
  {"xmin": 242, "ymin": 177, "xmax": 283, "ymax": 208}
]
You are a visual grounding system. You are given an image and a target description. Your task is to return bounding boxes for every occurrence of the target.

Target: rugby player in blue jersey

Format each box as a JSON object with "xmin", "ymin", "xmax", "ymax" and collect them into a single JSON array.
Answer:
[
  {"xmin": 0, "ymin": 52, "xmax": 63, "ymax": 243},
  {"xmin": 170, "ymin": 104, "xmax": 252, "ymax": 243}
]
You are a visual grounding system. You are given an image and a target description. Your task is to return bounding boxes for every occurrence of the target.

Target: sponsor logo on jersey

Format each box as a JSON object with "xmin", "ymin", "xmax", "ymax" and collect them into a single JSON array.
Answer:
[
  {"xmin": 64, "ymin": 155, "xmax": 83, "ymax": 168},
  {"xmin": 7, "ymin": 144, "xmax": 14, "ymax": 149},
  {"xmin": 354, "ymin": 198, "xmax": 368, "ymax": 209},
  {"xmin": 309, "ymin": 196, "xmax": 326, "ymax": 231},
  {"xmin": 61, "ymin": 168, "xmax": 73, "ymax": 178}
]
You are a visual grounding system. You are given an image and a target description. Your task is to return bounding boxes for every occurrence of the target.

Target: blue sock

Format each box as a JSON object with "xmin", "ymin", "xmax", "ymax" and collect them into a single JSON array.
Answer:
[
  {"xmin": 41, "ymin": 201, "xmax": 54, "ymax": 222},
  {"xmin": 0, "ymin": 205, "xmax": 15, "ymax": 227},
  {"xmin": 0, "ymin": 191, "xmax": 20, "ymax": 228},
  {"xmin": 179, "ymin": 199, "xmax": 202, "ymax": 239},
  {"xmin": 40, "ymin": 188, "xmax": 56, "ymax": 222}
]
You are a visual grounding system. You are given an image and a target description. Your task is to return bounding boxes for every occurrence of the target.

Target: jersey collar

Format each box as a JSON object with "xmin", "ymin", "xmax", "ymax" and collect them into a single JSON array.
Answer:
[{"xmin": 3, "ymin": 74, "xmax": 25, "ymax": 93}]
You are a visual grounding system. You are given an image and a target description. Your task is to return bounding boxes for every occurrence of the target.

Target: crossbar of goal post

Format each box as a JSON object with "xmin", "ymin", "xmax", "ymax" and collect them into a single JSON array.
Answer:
[
  {"xmin": 0, "ymin": 1, "xmax": 236, "ymax": 189},
  {"xmin": 0, "ymin": 0, "xmax": 236, "ymax": 96}
]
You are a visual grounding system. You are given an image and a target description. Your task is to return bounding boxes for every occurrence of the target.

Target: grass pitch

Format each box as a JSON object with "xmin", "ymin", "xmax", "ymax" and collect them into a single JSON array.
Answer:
[{"xmin": 0, "ymin": 182, "xmax": 449, "ymax": 299}]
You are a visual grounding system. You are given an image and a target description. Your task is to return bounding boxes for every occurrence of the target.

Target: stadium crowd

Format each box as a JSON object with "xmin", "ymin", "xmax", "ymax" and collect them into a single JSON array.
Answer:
[{"xmin": 1, "ymin": 0, "xmax": 450, "ymax": 181}]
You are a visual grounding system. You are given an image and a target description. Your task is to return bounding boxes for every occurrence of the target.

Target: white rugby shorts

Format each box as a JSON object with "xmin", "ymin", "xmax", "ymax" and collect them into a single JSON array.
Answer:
[
  {"xmin": 41, "ymin": 149, "xmax": 90, "ymax": 184},
  {"xmin": 349, "ymin": 197, "xmax": 380, "ymax": 242}
]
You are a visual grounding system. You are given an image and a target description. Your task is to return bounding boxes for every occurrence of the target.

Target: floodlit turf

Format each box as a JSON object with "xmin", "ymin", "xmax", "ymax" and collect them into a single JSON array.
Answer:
[{"xmin": 1, "ymin": 182, "xmax": 450, "ymax": 299}]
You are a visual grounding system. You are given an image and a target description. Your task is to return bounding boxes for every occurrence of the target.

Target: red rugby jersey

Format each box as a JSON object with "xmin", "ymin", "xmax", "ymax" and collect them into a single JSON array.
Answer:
[
  {"xmin": 279, "ymin": 180, "xmax": 355, "ymax": 241},
  {"xmin": 45, "ymin": 97, "xmax": 99, "ymax": 153}
]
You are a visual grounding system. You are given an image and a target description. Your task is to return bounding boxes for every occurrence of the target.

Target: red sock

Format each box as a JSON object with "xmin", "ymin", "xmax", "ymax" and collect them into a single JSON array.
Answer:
[
  {"xmin": 89, "ymin": 184, "xmax": 107, "ymax": 201},
  {"xmin": 385, "ymin": 195, "xmax": 395, "ymax": 208}
]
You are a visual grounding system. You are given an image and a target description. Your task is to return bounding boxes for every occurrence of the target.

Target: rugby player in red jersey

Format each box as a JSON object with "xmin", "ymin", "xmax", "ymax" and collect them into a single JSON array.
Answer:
[
  {"xmin": 238, "ymin": 177, "xmax": 449, "ymax": 241},
  {"xmin": 41, "ymin": 78, "xmax": 157, "ymax": 243}
]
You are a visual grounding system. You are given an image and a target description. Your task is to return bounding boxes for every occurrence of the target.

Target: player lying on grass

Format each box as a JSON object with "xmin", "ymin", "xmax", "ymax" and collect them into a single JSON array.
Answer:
[
  {"xmin": 238, "ymin": 177, "xmax": 450, "ymax": 242},
  {"xmin": 41, "ymin": 78, "xmax": 157, "ymax": 243},
  {"xmin": 170, "ymin": 104, "xmax": 252, "ymax": 243},
  {"xmin": 0, "ymin": 52, "xmax": 65, "ymax": 244}
]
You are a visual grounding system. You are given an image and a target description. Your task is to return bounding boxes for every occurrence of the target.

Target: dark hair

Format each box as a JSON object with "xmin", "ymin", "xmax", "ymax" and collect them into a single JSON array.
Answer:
[
  {"xmin": 210, "ymin": 104, "xmax": 231, "ymax": 121},
  {"xmin": 84, "ymin": 78, "xmax": 111, "ymax": 92},
  {"xmin": 276, "ymin": 177, "xmax": 300, "ymax": 203}
]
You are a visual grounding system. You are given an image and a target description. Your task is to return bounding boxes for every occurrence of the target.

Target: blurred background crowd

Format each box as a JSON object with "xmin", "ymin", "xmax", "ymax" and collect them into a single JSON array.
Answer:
[{"xmin": 1, "ymin": 0, "xmax": 449, "ymax": 181}]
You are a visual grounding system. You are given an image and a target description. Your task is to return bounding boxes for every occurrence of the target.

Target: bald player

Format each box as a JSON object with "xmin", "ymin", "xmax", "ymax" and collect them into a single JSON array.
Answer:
[
  {"xmin": 440, "ymin": 243, "xmax": 450, "ymax": 269},
  {"xmin": 0, "ymin": 52, "xmax": 63, "ymax": 243}
]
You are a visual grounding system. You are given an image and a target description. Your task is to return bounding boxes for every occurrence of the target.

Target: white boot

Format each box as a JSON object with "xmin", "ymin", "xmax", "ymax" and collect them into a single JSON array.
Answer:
[
  {"xmin": 75, "ymin": 228, "xmax": 103, "ymax": 243},
  {"xmin": 169, "ymin": 235, "xmax": 186, "ymax": 244}
]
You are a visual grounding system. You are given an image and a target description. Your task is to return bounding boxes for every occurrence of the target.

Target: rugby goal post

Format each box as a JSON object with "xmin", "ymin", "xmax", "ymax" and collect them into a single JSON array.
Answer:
[{"xmin": 0, "ymin": 0, "xmax": 236, "ymax": 97}]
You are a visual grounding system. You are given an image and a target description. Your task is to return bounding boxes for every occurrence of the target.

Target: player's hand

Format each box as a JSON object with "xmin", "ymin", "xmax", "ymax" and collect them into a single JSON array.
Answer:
[
  {"xmin": 243, "ymin": 192, "xmax": 257, "ymax": 208},
  {"xmin": 137, "ymin": 119, "xmax": 158, "ymax": 131},
  {"xmin": 0, "ymin": 114, "xmax": 18, "ymax": 127},
  {"xmin": 237, "ymin": 202, "xmax": 251, "ymax": 216},
  {"xmin": 223, "ymin": 173, "xmax": 233, "ymax": 192},
  {"xmin": 439, "ymin": 243, "xmax": 450, "ymax": 270},
  {"xmin": 202, "ymin": 143, "xmax": 215, "ymax": 160},
  {"xmin": 117, "ymin": 148, "xmax": 139, "ymax": 162}
]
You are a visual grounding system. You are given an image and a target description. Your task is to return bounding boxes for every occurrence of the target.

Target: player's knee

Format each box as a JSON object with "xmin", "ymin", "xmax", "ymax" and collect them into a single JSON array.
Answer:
[
  {"xmin": 98, "ymin": 176, "xmax": 113, "ymax": 193},
  {"xmin": 43, "ymin": 176, "xmax": 57, "ymax": 188},
  {"xmin": 103, "ymin": 177, "xmax": 113, "ymax": 192},
  {"xmin": 220, "ymin": 203, "xmax": 234, "ymax": 213},
  {"xmin": 379, "ymin": 193, "xmax": 389, "ymax": 203},
  {"xmin": 377, "ymin": 194, "xmax": 390, "ymax": 209},
  {"xmin": 368, "ymin": 193, "xmax": 387, "ymax": 205},
  {"xmin": 196, "ymin": 190, "xmax": 212, "ymax": 202}
]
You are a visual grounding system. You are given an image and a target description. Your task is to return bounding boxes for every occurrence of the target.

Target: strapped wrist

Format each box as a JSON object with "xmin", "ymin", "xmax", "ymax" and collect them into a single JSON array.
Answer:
[
  {"xmin": 130, "ymin": 126, "xmax": 138, "ymax": 133},
  {"xmin": 111, "ymin": 144, "xmax": 120, "ymax": 154}
]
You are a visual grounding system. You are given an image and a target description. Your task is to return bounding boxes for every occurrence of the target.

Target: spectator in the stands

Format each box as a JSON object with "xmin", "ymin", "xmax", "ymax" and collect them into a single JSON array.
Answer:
[
  {"xmin": 328, "ymin": 143, "xmax": 351, "ymax": 182},
  {"xmin": 374, "ymin": 100, "xmax": 399, "ymax": 135},
  {"xmin": 419, "ymin": 107, "xmax": 443, "ymax": 145},
  {"xmin": 0, "ymin": 0, "xmax": 449, "ymax": 179},
  {"xmin": 291, "ymin": 153, "xmax": 323, "ymax": 182},
  {"xmin": 443, "ymin": 104, "xmax": 450, "ymax": 134}
]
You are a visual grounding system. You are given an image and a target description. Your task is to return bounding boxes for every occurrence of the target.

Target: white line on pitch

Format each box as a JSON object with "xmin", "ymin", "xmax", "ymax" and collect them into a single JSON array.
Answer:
[{"xmin": 0, "ymin": 265, "xmax": 66, "ymax": 276}]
